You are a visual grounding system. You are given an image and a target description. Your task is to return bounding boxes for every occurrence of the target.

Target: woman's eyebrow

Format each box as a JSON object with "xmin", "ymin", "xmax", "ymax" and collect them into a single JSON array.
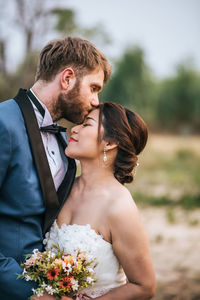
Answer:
[{"xmin": 85, "ymin": 116, "xmax": 96, "ymax": 122}]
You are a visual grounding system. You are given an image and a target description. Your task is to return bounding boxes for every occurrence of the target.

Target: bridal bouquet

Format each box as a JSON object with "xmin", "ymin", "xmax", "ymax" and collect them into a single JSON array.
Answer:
[{"xmin": 19, "ymin": 247, "xmax": 97, "ymax": 300}]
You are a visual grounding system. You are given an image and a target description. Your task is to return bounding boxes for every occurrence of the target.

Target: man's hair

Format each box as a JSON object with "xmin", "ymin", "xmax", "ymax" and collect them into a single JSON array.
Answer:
[{"xmin": 35, "ymin": 36, "xmax": 111, "ymax": 83}]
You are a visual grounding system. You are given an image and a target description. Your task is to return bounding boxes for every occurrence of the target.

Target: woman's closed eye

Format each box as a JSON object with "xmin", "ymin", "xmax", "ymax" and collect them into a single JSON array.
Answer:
[{"xmin": 82, "ymin": 123, "xmax": 91, "ymax": 127}]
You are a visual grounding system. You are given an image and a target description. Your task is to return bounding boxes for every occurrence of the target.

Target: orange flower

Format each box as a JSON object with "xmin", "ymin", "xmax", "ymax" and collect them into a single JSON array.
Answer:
[
  {"xmin": 63, "ymin": 254, "xmax": 73, "ymax": 265},
  {"xmin": 59, "ymin": 276, "xmax": 73, "ymax": 290},
  {"xmin": 46, "ymin": 267, "xmax": 60, "ymax": 280}
]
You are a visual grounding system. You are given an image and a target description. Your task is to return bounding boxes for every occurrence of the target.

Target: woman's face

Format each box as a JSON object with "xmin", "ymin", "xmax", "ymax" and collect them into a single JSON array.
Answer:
[{"xmin": 65, "ymin": 109, "xmax": 104, "ymax": 160}]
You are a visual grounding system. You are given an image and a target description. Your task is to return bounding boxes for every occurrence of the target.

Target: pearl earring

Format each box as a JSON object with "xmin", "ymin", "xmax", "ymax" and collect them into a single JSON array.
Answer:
[{"xmin": 103, "ymin": 146, "xmax": 107, "ymax": 162}]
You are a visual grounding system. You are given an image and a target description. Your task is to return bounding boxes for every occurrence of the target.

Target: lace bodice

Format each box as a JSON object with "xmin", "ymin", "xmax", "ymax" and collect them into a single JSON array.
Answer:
[{"xmin": 43, "ymin": 221, "xmax": 126, "ymax": 298}]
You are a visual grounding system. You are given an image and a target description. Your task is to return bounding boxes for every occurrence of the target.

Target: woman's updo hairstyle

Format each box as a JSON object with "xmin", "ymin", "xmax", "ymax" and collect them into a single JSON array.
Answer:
[{"xmin": 98, "ymin": 102, "xmax": 148, "ymax": 185}]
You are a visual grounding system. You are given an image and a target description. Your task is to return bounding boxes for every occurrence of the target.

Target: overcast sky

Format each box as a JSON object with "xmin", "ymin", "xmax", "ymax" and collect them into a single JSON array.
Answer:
[
  {"xmin": 3, "ymin": 0, "xmax": 200, "ymax": 78},
  {"xmin": 66, "ymin": 0, "xmax": 200, "ymax": 77}
]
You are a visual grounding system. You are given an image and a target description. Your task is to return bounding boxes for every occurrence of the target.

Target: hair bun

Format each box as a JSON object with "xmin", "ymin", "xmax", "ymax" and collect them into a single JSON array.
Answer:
[{"xmin": 114, "ymin": 168, "xmax": 134, "ymax": 185}]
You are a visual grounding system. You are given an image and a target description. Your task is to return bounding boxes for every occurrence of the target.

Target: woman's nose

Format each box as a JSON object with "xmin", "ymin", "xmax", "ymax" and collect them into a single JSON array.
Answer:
[{"xmin": 71, "ymin": 124, "xmax": 80, "ymax": 134}]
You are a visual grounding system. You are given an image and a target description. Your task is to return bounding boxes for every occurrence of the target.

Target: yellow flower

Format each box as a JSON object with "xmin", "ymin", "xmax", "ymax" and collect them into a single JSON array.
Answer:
[
  {"xmin": 53, "ymin": 258, "xmax": 63, "ymax": 266},
  {"xmin": 74, "ymin": 259, "xmax": 82, "ymax": 273}
]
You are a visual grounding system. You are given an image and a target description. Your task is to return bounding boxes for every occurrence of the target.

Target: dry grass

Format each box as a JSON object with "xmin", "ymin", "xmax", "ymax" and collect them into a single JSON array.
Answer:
[
  {"xmin": 129, "ymin": 134, "xmax": 200, "ymax": 206},
  {"xmin": 133, "ymin": 134, "xmax": 200, "ymax": 298},
  {"xmin": 140, "ymin": 207, "xmax": 200, "ymax": 299},
  {"xmin": 146, "ymin": 134, "xmax": 200, "ymax": 156}
]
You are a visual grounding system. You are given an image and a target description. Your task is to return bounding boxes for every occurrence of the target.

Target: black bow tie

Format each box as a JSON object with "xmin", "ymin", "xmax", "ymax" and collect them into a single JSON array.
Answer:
[
  {"xmin": 40, "ymin": 124, "xmax": 67, "ymax": 134},
  {"xmin": 26, "ymin": 89, "xmax": 67, "ymax": 135}
]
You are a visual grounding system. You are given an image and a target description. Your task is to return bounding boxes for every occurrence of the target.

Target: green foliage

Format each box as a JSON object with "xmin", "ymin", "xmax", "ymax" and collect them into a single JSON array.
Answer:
[
  {"xmin": 0, "ymin": 52, "xmax": 38, "ymax": 101},
  {"xmin": 179, "ymin": 194, "xmax": 200, "ymax": 210},
  {"xmin": 101, "ymin": 48, "xmax": 200, "ymax": 133},
  {"xmin": 51, "ymin": 8, "xmax": 77, "ymax": 34},
  {"xmin": 166, "ymin": 208, "xmax": 176, "ymax": 223},
  {"xmin": 101, "ymin": 46, "xmax": 157, "ymax": 126},
  {"xmin": 188, "ymin": 218, "xmax": 199, "ymax": 226},
  {"xmin": 134, "ymin": 192, "xmax": 200, "ymax": 210},
  {"xmin": 156, "ymin": 63, "xmax": 200, "ymax": 133},
  {"xmin": 51, "ymin": 8, "xmax": 111, "ymax": 47},
  {"xmin": 81, "ymin": 23, "xmax": 112, "ymax": 45},
  {"xmin": 0, "ymin": 74, "xmax": 11, "ymax": 101}
]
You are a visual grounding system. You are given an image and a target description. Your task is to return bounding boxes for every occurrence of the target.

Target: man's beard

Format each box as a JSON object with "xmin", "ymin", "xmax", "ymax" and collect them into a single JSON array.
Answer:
[{"xmin": 55, "ymin": 79, "xmax": 89, "ymax": 124}]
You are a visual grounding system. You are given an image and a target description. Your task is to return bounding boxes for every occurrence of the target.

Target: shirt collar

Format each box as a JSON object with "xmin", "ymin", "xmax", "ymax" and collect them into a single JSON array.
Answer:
[{"xmin": 30, "ymin": 88, "xmax": 54, "ymax": 127}]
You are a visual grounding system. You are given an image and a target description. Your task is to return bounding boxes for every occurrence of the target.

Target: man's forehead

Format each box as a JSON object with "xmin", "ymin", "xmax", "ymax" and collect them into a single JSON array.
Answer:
[{"xmin": 84, "ymin": 68, "xmax": 104, "ymax": 81}]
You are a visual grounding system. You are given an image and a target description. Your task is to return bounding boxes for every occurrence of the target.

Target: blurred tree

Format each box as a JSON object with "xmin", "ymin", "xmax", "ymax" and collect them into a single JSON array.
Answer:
[
  {"xmin": 156, "ymin": 62, "xmax": 200, "ymax": 134},
  {"xmin": 100, "ymin": 46, "xmax": 157, "ymax": 126},
  {"xmin": 51, "ymin": 8, "xmax": 78, "ymax": 34},
  {"xmin": 0, "ymin": 51, "xmax": 38, "ymax": 100},
  {"xmin": 14, "ymin": 0, "xmax": 52, "ymax": 52},
  {"xmin": 51, "ymin": 9, "xmax": 111, "ymax": 46},
  {"xmin": 0, "ymin": 0, "xmax": 111, "ymax": 102},
  {"xmin": 0, "ymin": 39, "xmax": 6, "ymax": 75},
  {"xmin": 0, "ymin": 0, "xmax": 111, "ymax": 74}
]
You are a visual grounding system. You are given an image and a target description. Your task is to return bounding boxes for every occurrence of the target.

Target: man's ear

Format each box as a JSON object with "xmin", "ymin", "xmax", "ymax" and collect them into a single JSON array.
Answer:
[{"xmin": 60, "ymin": 68, "xmax": 76, "ymax": 91}]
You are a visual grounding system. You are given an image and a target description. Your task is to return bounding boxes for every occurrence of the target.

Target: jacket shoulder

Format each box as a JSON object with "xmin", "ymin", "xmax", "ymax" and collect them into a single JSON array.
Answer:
[{"xmin": 0, "ymin": 99, "xmax": 22, "ymax": 124}]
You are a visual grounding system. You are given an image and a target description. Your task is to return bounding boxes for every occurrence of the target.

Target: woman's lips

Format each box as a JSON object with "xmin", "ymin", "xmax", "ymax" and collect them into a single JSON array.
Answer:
[{"xmin": 68, "ymin": 137, "xmax": 78, "ymax": 142}]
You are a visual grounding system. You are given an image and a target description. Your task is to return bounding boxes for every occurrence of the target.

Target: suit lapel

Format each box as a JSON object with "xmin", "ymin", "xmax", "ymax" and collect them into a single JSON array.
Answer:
[{"xmin": 14, "ymin": 89, "xmax": 60, "ymax": 234}]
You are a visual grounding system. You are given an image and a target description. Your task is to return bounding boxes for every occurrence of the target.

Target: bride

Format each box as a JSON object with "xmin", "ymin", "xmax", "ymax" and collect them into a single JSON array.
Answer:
[{"xmin": 38, "ymin": 102, "xmax": 156, "ymax": 300}]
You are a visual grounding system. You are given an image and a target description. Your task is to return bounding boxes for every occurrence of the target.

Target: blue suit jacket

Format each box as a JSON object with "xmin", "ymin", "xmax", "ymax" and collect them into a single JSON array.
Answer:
[{"xmin": 0, "ymin": 94, "xmax": 76, "ymax": 299}]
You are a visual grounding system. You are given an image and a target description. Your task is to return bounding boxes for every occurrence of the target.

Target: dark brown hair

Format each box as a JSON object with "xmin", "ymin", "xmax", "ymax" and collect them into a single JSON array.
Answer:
[
  {"xmin": 35, "ymin": 36, "xmax": 111, "ymax": 83},
  {"xmin": 98, "ymin": 102, "xmax": 148, "ymax": 185}
]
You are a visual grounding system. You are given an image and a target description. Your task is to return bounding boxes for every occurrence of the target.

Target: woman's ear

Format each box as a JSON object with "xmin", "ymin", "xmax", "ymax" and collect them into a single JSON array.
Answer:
[
  {"xmin": 105, "ymin": 141, "xmax": 119, "ymax": 152},
  {"xmin": 60, "ymin": 67, "xmax": 76, "ymax": 91}
]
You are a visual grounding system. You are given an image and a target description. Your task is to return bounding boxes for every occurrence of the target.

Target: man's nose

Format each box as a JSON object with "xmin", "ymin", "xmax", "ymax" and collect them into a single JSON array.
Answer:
[{"xmin": 91, "ymin": 94, "xmax": 99, "ymax": 107}]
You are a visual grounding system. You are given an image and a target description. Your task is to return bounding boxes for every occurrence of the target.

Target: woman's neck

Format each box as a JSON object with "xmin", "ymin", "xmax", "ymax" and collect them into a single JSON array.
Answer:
[{"xmin": 77, "ymin": 159, "xmax": 116, "ymax": 191}]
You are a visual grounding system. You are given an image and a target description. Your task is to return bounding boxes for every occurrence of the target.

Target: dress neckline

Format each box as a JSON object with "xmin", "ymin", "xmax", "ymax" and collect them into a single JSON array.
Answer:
[{"xmin": 54, "ymin": 220, "xmax": 112, "ymax": 246}]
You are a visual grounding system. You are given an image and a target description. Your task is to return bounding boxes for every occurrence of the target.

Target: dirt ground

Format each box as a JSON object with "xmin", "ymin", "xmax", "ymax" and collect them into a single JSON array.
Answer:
[{"xmin": 140, "ymin": 207, "xmax": 200, "ymax": 299}]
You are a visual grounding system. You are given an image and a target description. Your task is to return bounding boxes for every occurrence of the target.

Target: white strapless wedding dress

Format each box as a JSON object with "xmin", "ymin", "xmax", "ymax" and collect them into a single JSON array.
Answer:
[{"xmin": 43, "ymin": 221, "xmax": 127, "ymax": 298}]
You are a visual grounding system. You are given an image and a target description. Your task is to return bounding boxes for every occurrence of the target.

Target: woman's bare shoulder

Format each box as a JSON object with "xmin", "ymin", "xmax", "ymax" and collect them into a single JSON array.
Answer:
[{"xmin": 107, "ymin": 182, "xmax": 139, "ymax": 220}]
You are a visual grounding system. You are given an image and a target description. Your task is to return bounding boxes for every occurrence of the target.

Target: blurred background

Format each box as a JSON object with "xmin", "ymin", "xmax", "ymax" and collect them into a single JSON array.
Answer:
[{"xmin": 0, "ymin": 0, "xmax": 199, "ymax": 298}]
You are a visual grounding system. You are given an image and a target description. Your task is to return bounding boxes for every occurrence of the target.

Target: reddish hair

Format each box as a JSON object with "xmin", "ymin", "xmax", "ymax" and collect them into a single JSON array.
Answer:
[{"xmin": 35, "ymin": 36, "xmax": 111, "ymax": 83}]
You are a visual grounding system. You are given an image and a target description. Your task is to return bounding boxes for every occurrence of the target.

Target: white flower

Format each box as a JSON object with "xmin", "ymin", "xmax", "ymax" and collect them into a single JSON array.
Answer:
[
  {"xmin": 86, "ymin": 277, "xmax": 94, "ymax": 284},
  {"xmin": 66, "ymin": 263, "xmax": 72, "ymax": 272},
  {"xmin": 45, "ymin": 285, "xmax": 55, "ymax": 295},
  {"xmin": 41, "ymin": 282, "xmax": 47, "ymax": 288},
  {"xmin": 36, "ymin": 291, "xmax": 44, "ymax": 297},
  {"xmin": 62, "ymin": 261, "xmax": 67, "ymax": 271},
  {"xmin": 25, "ymin": 274, "xmax": 31, "ymax": 281},
  {"xmin": 48, "ymin": 251, "xmax": 55, "ymax": 259},
  {"xmin": 32, "ymin": 249, "xmax": 40, "ymax": 259},
  {"xmin": 86, "ymin": 267, "xmax": 95, "ymax": 274},
  {"xmin": 22, "ymin": 269, "xmax": 27, "ymax": 275},
  {"xmin": 32, "ymin": 288, "xmax": 44, "ymax": 297},
  {"xmin": 71, "ymin": 278, "xmax": 79, "ymax": 291},
  {"xmin": 25, "ymin": 256, "xmax": 36, "ymax": 267}
]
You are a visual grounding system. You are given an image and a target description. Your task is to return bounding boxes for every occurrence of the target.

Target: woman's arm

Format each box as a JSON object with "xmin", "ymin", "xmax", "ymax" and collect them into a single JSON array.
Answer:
[{"xmin": 97, "ymin": 193, "xmax": 156, "ymax": 300}]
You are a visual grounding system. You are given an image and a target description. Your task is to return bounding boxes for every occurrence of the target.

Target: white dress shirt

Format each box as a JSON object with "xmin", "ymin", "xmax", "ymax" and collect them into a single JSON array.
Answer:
[{"xmin": 29, "ymin": 89, "xmax": 68, "ymax": 190}]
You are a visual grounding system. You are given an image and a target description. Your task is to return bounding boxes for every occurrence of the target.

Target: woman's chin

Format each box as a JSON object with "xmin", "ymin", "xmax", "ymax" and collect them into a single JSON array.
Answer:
[{"xmin": 65, "ymin": 149, "xmax": 73, "ymax": 158}]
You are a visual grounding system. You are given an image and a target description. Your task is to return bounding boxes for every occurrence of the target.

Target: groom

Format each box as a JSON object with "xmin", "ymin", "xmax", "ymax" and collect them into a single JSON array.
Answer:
[{"xmin": 0, "ymin": 36, "xmax": 111, "ymax": 300}]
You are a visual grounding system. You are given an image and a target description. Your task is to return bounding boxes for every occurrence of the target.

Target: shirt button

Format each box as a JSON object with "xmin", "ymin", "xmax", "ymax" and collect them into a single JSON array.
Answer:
[{"xmin": 51, "ymin": 151, "xmax": 55, "ymax": 155}]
